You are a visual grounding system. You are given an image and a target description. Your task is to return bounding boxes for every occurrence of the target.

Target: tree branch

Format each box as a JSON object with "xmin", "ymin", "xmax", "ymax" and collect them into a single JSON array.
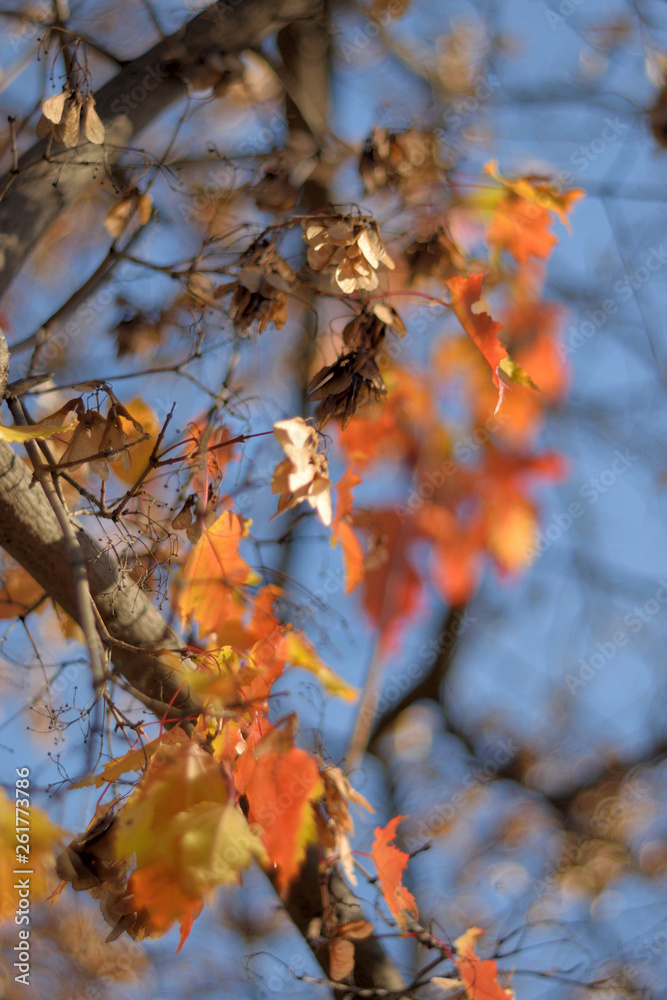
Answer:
[{"xmin": 0, "ymin": 0, "xmax": 322, "ymax": 298}]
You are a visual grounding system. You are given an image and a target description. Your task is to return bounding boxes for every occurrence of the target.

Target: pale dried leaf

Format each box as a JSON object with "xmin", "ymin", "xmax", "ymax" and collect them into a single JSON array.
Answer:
[
  {"xmin": 431, "ymin": 977, "xmax": 464, "ymax": 993},
  {"xmin": 328, "ymin": 937, "xmax": 355, "ymax": 983},
  {"xmin": 357, "ymin": 229, "xmax": 380, "ymax": 268},
  {"xmin": 138, "ymin": 193, "xmax": 153, "ymax": 225}
]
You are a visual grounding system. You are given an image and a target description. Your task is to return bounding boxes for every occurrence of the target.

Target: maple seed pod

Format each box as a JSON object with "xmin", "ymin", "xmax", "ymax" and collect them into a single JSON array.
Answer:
[
  {"xmin": 301, "ymin": 215, "xmax": 394, "ymax": 293},
  {"xmin": 172, "ymin": 497, "xmax": 195, "ymax": 531},
  {"xmin": 36, "ymin": 89, "xmax": 71, "ymax": 139},
  {"xmin": 81, "ymin": 92, "xmax": 106, "ymax": 145},
  {"xmin": 53, "ymin": 92, "xmax": 83, "ymax": 148}
]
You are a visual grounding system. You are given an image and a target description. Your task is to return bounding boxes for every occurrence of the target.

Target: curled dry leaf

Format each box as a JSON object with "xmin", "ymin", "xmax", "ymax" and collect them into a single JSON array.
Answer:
[
  {"xmin": 405, "ymin": 224, "xmax": 467, "ymax": 283},
  {"xmin": 36, "ymin": 90, "xmax": 71, "ymax": 137},
  {"xmin": 53, "ymin": 91, "xmax": 82, "ymax": 147},
  {"xmin": 271, "ymin": 416, "xmax": 332, "ymax": 526},
  {"xmin": 308, "ymin": 303, "xmax": 406, "ymax": 429},
  {"xmin": 301, "ymin": 214, "xmax": 394, "ymax": 293},
  {"xmin": 54, "ymin": 801, "xmax": 153, "ymax": 944},
  {"xmin": 250, "ymin": 166, "xmax": 299, "ymax": 212},
  {"xmin": 318, "ymin": 757, "xmax": 374, "ymax": 884},
  {"xmin": 327, "ymin": 918, "xmax": 374, "ymax": 982},
  {"xmin": 171, "ymin": 492, "xmax": 218, "ymax": 543},
  {"xmin": 44, "ymin": 399, "xmax": 146, "ymax": 481}
]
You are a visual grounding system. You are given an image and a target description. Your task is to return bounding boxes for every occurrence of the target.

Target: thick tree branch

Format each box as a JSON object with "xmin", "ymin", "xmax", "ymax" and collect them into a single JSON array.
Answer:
[
  {"xmin": 0, "ymin": 0, "xmax": 322, "ymax": 299},
  {"xmin": 0, "ymin": 434, "xmax": 201, "ymax": 721}
]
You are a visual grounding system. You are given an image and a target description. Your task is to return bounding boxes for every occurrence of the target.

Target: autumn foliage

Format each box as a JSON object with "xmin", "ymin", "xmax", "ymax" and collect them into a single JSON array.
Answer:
[{"xmin": 0, "ymin": 15, "xmax": 590, "ymax": 991}]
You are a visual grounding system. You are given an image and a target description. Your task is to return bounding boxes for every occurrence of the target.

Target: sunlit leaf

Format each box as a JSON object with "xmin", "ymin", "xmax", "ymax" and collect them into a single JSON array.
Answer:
[
  {"xmin": 371, "ymin": 815, "xmax": 418, "ymax": 929},
  {"xmin": 177, "ymin": 510, "xmax": 260, "ymax": 638}
]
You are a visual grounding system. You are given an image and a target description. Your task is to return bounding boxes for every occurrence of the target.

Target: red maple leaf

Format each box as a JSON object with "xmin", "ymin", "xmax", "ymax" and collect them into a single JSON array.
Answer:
[{"xmin": 447, "ymin": 274, "xmax": 507, "ymax": 396}]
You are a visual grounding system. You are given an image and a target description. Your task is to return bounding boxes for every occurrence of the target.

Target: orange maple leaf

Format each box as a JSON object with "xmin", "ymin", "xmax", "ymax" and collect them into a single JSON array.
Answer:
[
  {"xmin": 115, "ymin": 397, "xmax": 158, "ymax": 485},
  {"xmin": 177, "ymin": 510, "xmax": 260, "ymax": 637},
  {"xmin": 453, "ymin": 927, "xmax": 514, "ymax": 1000},
  {"xmin": 115, "ymin": 736, "xmax": 267, "ymax": 949},
  {"xmin": 354, "ymin": 508, "xmax": 424, "ymax": 654},
  {"xmin": 235, "ymin": 734, "xmax": 323, "ymax": 894},
  {"xmin": 416, "ymin": 505, "xmax": 484, "ymax": 606},
  {"xmin": 332, "ymin": 466, "xmax": 365, "ymax": 594},
  {"xmin": 487, "ymin": 196, "xmax": 557, "ymax": 265},
  {"xmin": 0, "ymin": 564, "xmax": 46, "ymax": 619},
  {"xmin": 371, "ymin": 815, "xmax": 418, "ymax": 929},
  {"xmin": 484, "ymin": 159, "xmax": 584, "ymax": 231},
  {"xmin": 447, "ymin": 274, "xmax": 507, "ymax": 393},
  {"xmin": 128, "ymin": 861, "xmax": 203, "ymax": 939}
]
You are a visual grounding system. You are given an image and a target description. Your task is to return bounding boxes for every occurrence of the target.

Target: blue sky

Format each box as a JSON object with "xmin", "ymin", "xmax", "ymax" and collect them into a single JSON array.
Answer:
[{"xmin": 2, "ymin": 0, "xmax": 667, "ymax": 997}]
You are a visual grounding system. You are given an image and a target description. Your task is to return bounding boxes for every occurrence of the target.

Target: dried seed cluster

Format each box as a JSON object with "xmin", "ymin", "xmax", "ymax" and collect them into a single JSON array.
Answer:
[
  {"xmin": 36, "ymin": 387, "xmax": 145, "ymax": 480},
  {"xmin": 404, "ymin": 225, "xmax": 466, "ymax": 283},
  {"xmin": 272, "ymin": 416, "xmax": 332, "ymax": 526},
  {"xmin": 308, "ymin": 303, "xmax": 406, "ymax": 428},
  {"xmin": 216, "ymin": 242, "xmax": 296, "ymax": 333},
  {"xmin": 55, "ymin": 806, "xmax": 151, "ymax": 943},
  {"xmin": 301, "ymin": 215, "xmax": 394, "ymax": 294},
  {"xmin": 359, "ymin": 127, "xmax": 438, "ymax": 194},
  {"xmin": 36, "ymin": 90, "xmax": 105, "ymax": 148}
]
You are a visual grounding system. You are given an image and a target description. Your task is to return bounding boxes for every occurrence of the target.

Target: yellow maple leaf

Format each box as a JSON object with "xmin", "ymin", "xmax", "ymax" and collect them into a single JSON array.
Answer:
[
  {"xmin": 0, "ymin": 787, "xmax": 65, "ymax": 919},
  {"xmin": 177, "ymin": 510, "xmax": 261, "ymax": 638},
  {"xmin": 484, "ymin": 159, "xmax": 584, "ymax": 232},
  {"xmin": 0, "ymin": 418, "xmax": 77, "ymax": 442},
  {"xmin": 114, "ymin": 737, "xmax": 266, "ymax": 941},
  {"xmin": 284, "ymin": 631, "xmax": 358, "ymax": 702}
]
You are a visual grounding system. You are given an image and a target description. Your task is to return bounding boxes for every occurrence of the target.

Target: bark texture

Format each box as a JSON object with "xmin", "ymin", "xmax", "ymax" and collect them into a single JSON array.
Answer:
[
  {"xmin": 0, "ymin": 435, "xmax": 201, "ymax": 720},
  {"xmin": 0, "ymin": 0, "xmax": 322, "ymax": 299}
]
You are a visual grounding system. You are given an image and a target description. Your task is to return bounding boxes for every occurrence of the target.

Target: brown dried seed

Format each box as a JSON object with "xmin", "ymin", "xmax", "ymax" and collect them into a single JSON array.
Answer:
[
  {"xmin": 81, "ymin": 93, "xmax": 105, "ymax": 145},
  {"xmin": 307, "ymin": 243, "xmax": 337, "ymax": 271},
  {"xmin": 53, "ymin": 93, "xmax": 82, "ymax": 147},
  {"xmin": 36, "ymin": 114, "xmax": 54, "ymax": 139},
  {"xmin": 41, "ymin": 90, "xmax": 71, "ymax": 124}
]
